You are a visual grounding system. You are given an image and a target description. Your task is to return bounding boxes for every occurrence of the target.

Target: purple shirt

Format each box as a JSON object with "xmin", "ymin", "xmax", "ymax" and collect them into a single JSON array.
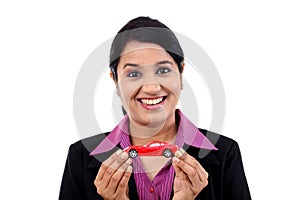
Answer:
[{"xmin": 90, "ymin": 109, "xmax": 217, "ymax": 200}]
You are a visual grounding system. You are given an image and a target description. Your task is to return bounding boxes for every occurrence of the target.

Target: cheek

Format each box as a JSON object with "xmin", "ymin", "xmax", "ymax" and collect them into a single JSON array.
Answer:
[
  {"xmin": 163, "ymin": 76, "xmax": 182, "ymax": 96},
  {"xmin": 117, "ymin": 80, "xmax": 139, "ymax": 104},
  {"xmin": 170, "ymin": 83, "xmax": 182, "ymax": 100}
]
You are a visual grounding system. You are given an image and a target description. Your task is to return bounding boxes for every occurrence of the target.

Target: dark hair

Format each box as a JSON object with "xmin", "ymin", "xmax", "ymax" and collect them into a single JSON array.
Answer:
[{"xmin": 109, "ymin": 16, "xmax": 184, "ymax": 81}]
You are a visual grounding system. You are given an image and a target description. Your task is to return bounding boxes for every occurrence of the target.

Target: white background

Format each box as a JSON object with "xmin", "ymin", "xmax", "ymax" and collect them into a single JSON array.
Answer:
[{"xmin": 1, "ymin": 0, "xmax": 299, "ymax": 199}]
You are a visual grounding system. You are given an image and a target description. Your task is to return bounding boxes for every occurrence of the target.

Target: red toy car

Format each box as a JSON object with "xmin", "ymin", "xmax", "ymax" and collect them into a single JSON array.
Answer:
[{"xmin": 123, "ymin": 141, "xmax": 178, "ymax": 158}]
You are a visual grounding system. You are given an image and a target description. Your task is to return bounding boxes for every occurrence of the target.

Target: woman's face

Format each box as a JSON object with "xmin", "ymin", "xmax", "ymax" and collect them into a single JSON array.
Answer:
[{"xmin": 115, "ymin": 40, "xmax": 183, "ymax": 128}]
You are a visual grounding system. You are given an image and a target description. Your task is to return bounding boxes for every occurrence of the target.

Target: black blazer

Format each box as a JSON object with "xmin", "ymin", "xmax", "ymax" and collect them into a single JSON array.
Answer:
[{"xmin": 59, "ymin": 129, "xmax": 251, "ymax": 200}]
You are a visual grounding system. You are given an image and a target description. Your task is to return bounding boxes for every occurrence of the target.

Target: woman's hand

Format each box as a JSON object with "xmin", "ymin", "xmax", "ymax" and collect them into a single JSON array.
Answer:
[
  {"xmin": 94, "ymin": 149, "xmax": 133, "ymax": 200},
  {"xmin": 172, "ymin": 148, "xmax": 208, "ymax": 200}
]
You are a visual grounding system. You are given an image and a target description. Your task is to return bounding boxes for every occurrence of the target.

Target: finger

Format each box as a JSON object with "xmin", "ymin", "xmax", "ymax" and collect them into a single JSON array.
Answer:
[
  {"xmin": 105, "ymin": 149, "xmax": 126, "ymax": 170},
  {"xmin": 197, "ymin": 165, "xmax": 209, "ymax": 182},
  {"xmin": 107, "ymin": 158, "xmax": 132, "ymax": 193},
  {"xmin": 175, "ymin": 148, "xmax": 208, "ymax": 181},
  {"xmin": 172, "ymin": 158, "xmax": 189, "ymax": 193},
  {"xmin": 173, "ymin": 165, "xmax": 183, "ymax": 193},
  {"xmin": 110, "ymin": 151, "xmax": 129, "ymax": 171},
  {"xmin": 174, "ymin": 148, "xmax": 187, "ymax": 160},
  {"xmin": 172, "ymin": 157, "xmax": 188, "ymax": 180},
  {"xmin": 115, "ymin": 165, "xmax": 132, "ymax": 195},
  {"xmin": 100, "ymin": 152, "xmax": 129, "ymax": 188},
  {"xmin": 172, "ymin": 156, "xmax": 201, "ymax": 187},
  {"xmin": 96, "ymin": 149, "xmax": 122, "ymax": 182}
]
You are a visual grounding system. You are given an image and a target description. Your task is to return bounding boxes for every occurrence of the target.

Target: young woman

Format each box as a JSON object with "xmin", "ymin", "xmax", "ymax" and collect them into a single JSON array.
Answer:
[{"xmin": 59, "ymin": 17, "xmax": 251, "ymax": 200}]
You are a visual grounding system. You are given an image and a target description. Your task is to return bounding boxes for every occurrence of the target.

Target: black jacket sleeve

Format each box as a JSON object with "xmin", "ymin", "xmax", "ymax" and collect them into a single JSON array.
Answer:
[
  {"xmin": 59, "ymin": 144, "xmax": 85, "ymax": 200},
  {"xmin": 223, "ymin": 141, "xmax": 251, "ymax": 200}
]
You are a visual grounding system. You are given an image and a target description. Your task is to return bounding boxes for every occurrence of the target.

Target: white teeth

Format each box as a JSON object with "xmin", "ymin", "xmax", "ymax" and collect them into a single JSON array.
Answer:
[{"xmin": 141, "ymin": 97, "xmax": 163, "ymax": 105}]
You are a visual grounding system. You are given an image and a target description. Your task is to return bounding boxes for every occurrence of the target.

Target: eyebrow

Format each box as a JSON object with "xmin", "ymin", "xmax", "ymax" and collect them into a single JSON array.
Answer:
[
  {"xmin": 123, "ymin": 63, "xmax": 139, "ymax": 69},
  {"xmin": 156, "ymin": 60, "xmax": 173, "ymax": 66},
  {"xmin": 123, "ymin": 60, "xmax": 173, "ymax": 69}
]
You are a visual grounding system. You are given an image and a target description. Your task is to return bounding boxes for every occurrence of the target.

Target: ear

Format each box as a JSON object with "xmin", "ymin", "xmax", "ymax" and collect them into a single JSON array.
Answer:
[
  {"xmin": 181, "ymin": 62, "xmax": 185, "ymax": 72},
  {"xmin": 180, "ymin": 62, "xmax": 185, "ymax": 90},
  {"xmin": 110, "ymin": 71, "xmax": 120, "ymax": 96},
  {"xmin": 110, "ymin": 71, "xmax": 115, "ymax": 80},
  {"xmin": 116, "ymin": 86, "xmax": 120, "ymax": 96},
  {"xmin": 110, "ymin": 71, "xmax": 117, "ymax": 85}
]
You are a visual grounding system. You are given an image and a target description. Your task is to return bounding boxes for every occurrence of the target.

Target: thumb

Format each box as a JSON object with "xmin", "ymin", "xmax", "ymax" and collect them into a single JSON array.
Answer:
[
  {"xmin": 173, "ymin": 164, "xmax": 185, "ymax": 193},
  {"xmin": 173, "ymin": 175, "xmax": 183, "ymax": 193}
]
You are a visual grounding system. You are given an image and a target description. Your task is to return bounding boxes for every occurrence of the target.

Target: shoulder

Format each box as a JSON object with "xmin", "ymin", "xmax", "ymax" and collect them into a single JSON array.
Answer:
[
  {"xmin": 199, "ymin": 128, "xmax": 240, "ymax": 153},
  {"xmin": 186, "ymin": 128, "xmax": 243, "ymax": 167},
  {"xmin": 68, "ymin": 132, "xmax": 110, "ymax": 156},
  {"xmin": 194, "ymin": 129, "xmax": 252, "ymax": 199}
]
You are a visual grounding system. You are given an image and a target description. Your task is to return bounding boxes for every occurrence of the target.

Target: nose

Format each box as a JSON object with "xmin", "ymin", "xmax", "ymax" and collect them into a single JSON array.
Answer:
[{"xmin": 141, "ymin": 82, "xmax": 161, "ymax": 94}]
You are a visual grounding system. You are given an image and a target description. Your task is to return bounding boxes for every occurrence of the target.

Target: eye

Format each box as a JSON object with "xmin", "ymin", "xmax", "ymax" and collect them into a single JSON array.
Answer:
[
  {"xmin": 127, "ymin": 71, "xmax": 142, "ymax": 78},
  {"xmin": 156, "ymin": 67, "xmax": 171, "ymax": 74}
]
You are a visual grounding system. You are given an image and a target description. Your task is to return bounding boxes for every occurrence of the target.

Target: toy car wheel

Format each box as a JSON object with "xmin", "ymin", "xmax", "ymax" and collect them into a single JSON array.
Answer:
[
  {"xmin": 128, "ymin": 149, "xmax": 138, "ymax": 158},
  {"xmin": 163, "ymin": 149, "xmax": 172, "ymax": 158}
]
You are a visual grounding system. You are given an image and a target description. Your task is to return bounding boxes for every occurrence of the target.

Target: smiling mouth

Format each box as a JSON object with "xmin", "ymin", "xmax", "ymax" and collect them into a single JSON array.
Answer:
[{"xmin": 138, "ymin": 96, "xmax": 167, "ymax": 105}]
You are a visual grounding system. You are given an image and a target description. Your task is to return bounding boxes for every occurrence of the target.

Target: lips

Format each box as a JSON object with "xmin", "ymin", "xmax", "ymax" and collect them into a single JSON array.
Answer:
[
  {"xmin": 140, "ymin": 97, "xmax": 163, "ymax": 105},
  {"xmin": 137, "ymin": 96, "xmax": 167, "ymax": 110}
]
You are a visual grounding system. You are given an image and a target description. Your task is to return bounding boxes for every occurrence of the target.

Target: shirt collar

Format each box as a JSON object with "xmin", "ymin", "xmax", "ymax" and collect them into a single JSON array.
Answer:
[{"xmin": 90, "ymin": 109, "xmax": 217, "ymax": 155}]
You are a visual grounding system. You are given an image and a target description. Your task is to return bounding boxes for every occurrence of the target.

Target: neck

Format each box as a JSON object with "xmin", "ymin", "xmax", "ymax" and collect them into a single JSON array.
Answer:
[{"xmin": 129, "ymin": 113, "xmax": 177, "ymax": 146}]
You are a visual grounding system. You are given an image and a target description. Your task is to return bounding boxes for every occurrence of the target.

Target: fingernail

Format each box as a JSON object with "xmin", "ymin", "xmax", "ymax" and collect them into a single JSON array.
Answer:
[
  {"xmin": 180, "ymin": 148, "xmax": 185, "ymax": 153},
  {"xmin": 121, "ymin": 152, "xmax": 128, "ymax": 159},
  {"xmin": 175, "ymin": 150, "xmax": 183, "ymax": 158},
  {"xmin": 173, "ymin": 157, "xmax": 180, "ymax": 163},
  {"xmin": 127, "ymin": 165, "xmax": 133, "ymax": 172},
  {"xmin": 116, "ymin": 149, "xmax": 122, "ymax": 155},
  {"xmin": 126, "ymin": 158, "xmax": 132, "ymax": 165}
]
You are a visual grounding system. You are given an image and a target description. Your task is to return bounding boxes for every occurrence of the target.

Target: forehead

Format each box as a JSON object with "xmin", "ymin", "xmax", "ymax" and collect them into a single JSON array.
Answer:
[
  {"xmin": 122, "ymin": 40, "xmax": 164, "ymax": 53},
  {"xmin": 119, "ymin": 41, "xmax": 173, "ymax": 65}
]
